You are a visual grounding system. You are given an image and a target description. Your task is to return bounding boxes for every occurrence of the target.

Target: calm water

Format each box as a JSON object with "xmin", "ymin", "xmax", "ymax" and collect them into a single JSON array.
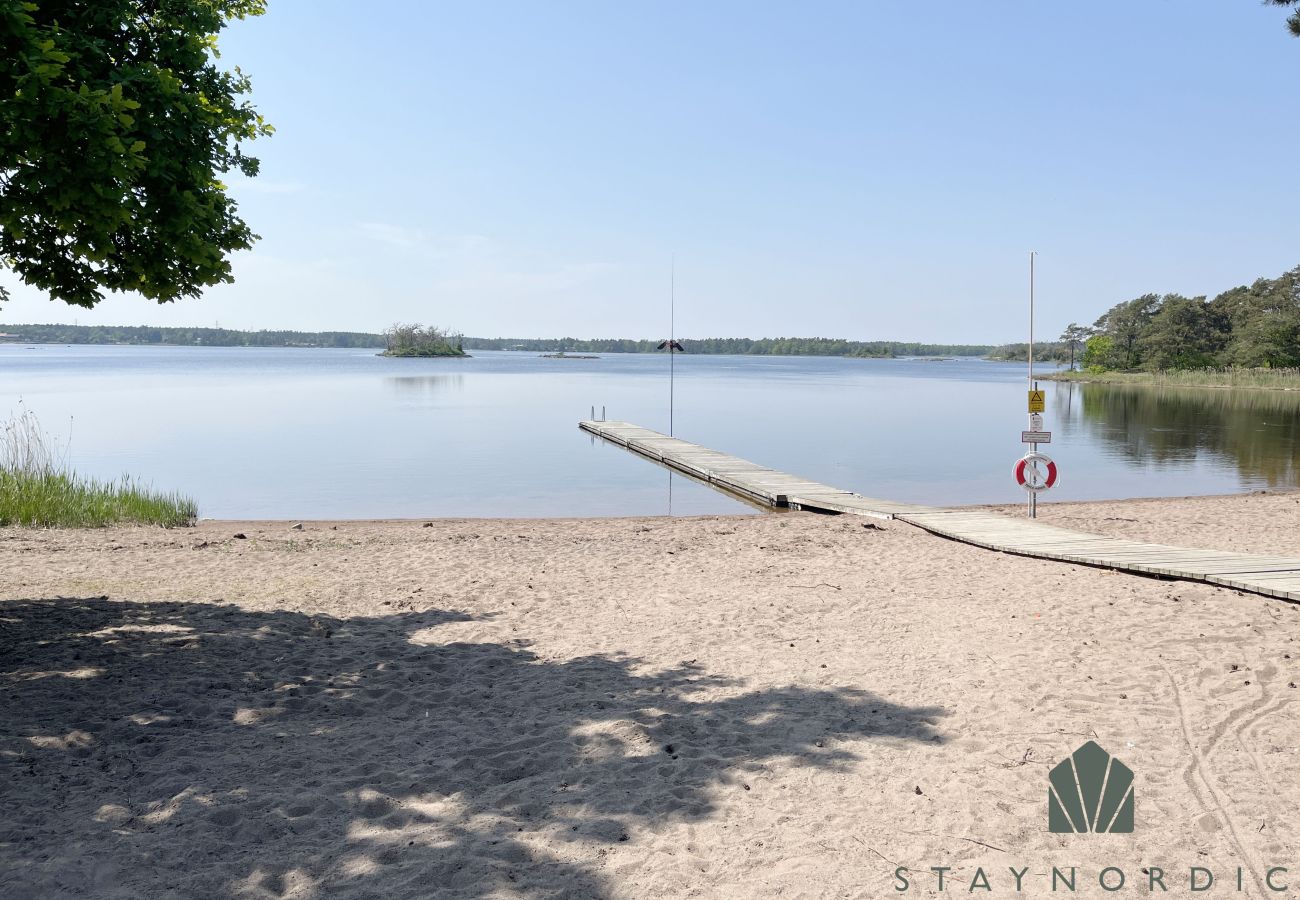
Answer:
[{"xmin": 2, "ymin": 346, "xmax": 1297, "ymax": 518}]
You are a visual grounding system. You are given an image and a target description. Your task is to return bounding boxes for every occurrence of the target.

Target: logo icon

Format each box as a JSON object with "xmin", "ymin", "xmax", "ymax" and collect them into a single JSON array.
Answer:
[{"xmin": 1048, "ymin": 741, "xmax": 1134, "ymax": 833}]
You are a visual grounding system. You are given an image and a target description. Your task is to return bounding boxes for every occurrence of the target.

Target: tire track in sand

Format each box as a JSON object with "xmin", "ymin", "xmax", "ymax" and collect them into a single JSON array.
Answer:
[
  {"xmin": 1199, "ymin": 662, "xmax": 1298, "ymax": 844},
  {"xmin": 1161, "ymin": 660, "xmax": 1266, "ymax": 897}
]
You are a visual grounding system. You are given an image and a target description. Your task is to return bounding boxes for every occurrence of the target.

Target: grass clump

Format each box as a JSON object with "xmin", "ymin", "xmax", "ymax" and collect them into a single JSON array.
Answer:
[{"xmin": 0, "ymin": 409, "xmax": 197, "ymax": 528}]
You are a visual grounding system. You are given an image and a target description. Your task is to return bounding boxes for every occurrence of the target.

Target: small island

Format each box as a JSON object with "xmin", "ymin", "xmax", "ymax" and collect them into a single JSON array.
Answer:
[
  {"xmin": 540, "ymin": 351, "xmax": 600, "ymax": 359},
  {"xmin": 378, "ymin": 323, "xmax": 468, "ymax": 358}
]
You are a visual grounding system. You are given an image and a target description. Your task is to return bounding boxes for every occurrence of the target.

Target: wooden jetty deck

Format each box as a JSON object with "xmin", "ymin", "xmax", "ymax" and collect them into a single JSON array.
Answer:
[
  {"xmin": 579, "ymin": 420, "xmax": 1300, "ymax": 602},
  {"xmin": 579, "ymin": 420, "xmax": 922, "ymax": 520}
]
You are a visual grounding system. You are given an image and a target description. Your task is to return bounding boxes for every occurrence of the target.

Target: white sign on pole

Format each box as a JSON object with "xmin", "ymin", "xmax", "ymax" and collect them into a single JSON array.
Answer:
[
  {"xmin": 1021, "ymin": 431, "xmax": 1052, "ymax": 444},
  {"xmin": 1029, "ymin": 413, "xmax": 1044, "ymax": 431}
]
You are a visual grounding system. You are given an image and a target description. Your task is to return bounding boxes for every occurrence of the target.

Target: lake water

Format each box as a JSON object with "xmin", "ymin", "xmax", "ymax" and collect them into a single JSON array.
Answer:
[{"xmin": 2, "ymin": 346, "xmax": 1297, "ymax": 519}]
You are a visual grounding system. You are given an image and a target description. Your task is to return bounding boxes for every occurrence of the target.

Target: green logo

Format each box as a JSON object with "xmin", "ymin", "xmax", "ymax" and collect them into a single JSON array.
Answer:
[{"xmin": 1048, "ymin": 741, "xmax": 1134, "ymax": 833}]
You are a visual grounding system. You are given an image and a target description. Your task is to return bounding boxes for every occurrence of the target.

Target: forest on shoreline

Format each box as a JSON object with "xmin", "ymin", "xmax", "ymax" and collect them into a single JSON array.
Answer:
[
  {"xmin": 989, "ymin": 263, "xmax": 1300, "ymax": 373},
  {"xmin": 1073, "ymin": 264, "xmax": 1300, "ymax": 371},
  {"xmin": 0, "ymin": 324, "xmax": 382, "ymax": 348}
]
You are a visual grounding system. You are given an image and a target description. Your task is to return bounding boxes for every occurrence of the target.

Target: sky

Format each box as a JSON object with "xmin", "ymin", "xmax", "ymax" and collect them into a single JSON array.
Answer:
[{"xmin": 2, "ymin": 1, "xmax": 1298, "ymax": 343}]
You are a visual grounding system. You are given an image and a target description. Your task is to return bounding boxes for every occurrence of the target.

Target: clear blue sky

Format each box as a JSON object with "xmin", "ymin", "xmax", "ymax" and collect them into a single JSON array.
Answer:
[{"xmin": 3, "ymin": 1, "xmax": 1297, "ymax": 342}]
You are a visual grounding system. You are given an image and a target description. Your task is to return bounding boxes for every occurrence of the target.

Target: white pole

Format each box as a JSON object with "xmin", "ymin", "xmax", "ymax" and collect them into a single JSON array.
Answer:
[
  {"xmin": 1028, "ymin": 251, "xmax": 1037, "ymax": 519},
  {"xmin": 670, "ymin": 256, "xmax": 675, "ymax": 437},
  {"xmin": 1029, "ymin": 250, "xmax": 1035, "ymax": 391}
]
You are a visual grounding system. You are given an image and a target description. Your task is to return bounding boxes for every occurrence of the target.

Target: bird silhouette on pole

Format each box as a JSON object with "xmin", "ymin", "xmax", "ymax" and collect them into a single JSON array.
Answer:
[{"xmin": 656, "ymin": 340, "xmax": 684, "ymax": 352}]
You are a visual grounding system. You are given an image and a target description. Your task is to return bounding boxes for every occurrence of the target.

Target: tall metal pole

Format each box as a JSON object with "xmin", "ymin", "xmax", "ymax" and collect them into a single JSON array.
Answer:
[
  {"xmin": 669, "ymin": 256, "xmax": 675, "ymax": 437},
  {"xmin": 1029, "ymin": 251, "xmax": 1035, "ymax": 392},
  {"xmin": 1028, "ymin": 251, "xmax": 1037, "ymax": 519}
]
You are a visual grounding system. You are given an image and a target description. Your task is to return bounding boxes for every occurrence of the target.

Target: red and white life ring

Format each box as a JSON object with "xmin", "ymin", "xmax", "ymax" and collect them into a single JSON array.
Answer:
[{"xmin": 1015, "ymin": 453, "xmax": 1058, "ymax": 492}]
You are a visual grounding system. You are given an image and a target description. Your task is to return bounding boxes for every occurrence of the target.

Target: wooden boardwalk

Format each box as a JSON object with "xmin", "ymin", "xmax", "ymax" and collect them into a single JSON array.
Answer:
[
  {"xmin": 579, "ymin": 420, "xmax": 923, "ymax": 520},
  {"xmin": 579, "ymin": 420, "xmax": 1300, "ymax": 603}
]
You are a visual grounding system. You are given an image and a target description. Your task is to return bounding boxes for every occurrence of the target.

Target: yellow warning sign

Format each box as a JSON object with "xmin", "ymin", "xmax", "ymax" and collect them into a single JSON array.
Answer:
[{"xmin": 1028, "ymin": 390, "xmax": 1046, "ymax": 413}]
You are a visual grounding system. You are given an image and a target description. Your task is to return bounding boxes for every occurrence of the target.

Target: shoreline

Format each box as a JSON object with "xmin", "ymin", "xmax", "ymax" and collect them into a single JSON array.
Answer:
[
  {"xmin": 178, "ymin": 487, "xmax": 1298, "ymax": 527},
  {"xmin": 1042, "ymin": 370, "xmax": 1300, "ymax": 392}
]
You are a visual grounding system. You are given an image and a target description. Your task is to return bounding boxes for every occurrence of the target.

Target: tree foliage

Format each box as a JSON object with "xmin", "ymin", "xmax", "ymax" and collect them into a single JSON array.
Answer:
[
  {"xmin": 1272, "ymin": 0, "xmax": 1300, "ymax": 37},
  {"xmin": 1058, "ymin": 323, "xmax": 1092, "ymax": 370},
  {"xmin": 0, "ymin": 0, "xmax": 271, "ymax": 308},
  {"xmin": 1083, "ymin": 265, "xmax": 1300, "ymax": 371},
  {"xmin": 1091, "ymin": 294, "xmax": 1161, "ymax": 370},
  {"xmin": 1138, "ymin": 294, "xmax": 1225, "ymax": 370},
  {"xmin": 1081, "ymin": 334, "xmax": 1114, "ymax": 370}
]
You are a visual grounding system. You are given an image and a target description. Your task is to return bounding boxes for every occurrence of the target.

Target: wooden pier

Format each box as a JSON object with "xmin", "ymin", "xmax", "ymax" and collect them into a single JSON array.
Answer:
[
  {"xmin": 580, "ymin": 420, "xmax": 1300, "ymax": 603},
  {"xmin": 580, "ymin": 420, "xmax": 921, "ymax": 520}
]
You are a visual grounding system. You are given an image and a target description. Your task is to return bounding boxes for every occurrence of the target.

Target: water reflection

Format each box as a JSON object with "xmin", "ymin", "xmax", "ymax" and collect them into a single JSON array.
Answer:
[
  {"xmin": 1060, "ymin": 382, "xmax": 1300, "ymax": 487},
  {"xmin": 383, "ymin": 374, "xmax": 465, "ymax": 396}
]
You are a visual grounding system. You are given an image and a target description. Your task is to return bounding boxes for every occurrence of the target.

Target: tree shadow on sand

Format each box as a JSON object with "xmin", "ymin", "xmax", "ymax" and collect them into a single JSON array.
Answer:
[{"xmin": 0, "ymin": 597, "xmax": 946, "ymax": 898}]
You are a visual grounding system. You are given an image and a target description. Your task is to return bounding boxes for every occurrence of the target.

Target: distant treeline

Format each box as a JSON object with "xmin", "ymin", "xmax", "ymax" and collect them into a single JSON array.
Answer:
[
  {"xmin": 0, "ymin": 323, "xmax": 384, "ymax": 347},
  {"xmin": 0, "ymin": 325, "xmax": 995, "ymax": 358},
  {"xmin": 461, "ymin": 336, "xmax": 995, "ymax": 357},
  {"xmin": 986, "ymin": 342, "xmax": 1073, "ymax": 363}
]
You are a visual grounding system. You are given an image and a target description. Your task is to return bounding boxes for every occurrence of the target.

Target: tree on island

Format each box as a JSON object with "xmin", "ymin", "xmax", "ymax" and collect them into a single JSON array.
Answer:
[
  {"xmin": 0, "ymin": 0, "xmax": 271, "ymax": 308},
  {"xmin": 381, "ymin": 324, "xmax": 467, "ymax": 358}
]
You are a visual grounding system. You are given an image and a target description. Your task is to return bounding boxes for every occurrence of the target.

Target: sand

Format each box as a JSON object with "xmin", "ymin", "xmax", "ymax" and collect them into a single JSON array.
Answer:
[{"xmin": 2, "ymin": 492, "xmax": 1299, "ymax": 898}]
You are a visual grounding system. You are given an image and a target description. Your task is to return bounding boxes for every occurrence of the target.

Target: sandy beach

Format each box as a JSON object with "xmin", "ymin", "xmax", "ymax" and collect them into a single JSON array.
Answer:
[{"xmin": 3, "ymin": 492, "xmax": 1299, "ymax": 898}]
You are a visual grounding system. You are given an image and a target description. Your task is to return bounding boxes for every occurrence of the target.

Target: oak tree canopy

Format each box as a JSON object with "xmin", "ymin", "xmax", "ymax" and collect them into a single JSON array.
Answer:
[{"xmin": 0, "ymin": 0, "xmax": 271, "ymax": 308}]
